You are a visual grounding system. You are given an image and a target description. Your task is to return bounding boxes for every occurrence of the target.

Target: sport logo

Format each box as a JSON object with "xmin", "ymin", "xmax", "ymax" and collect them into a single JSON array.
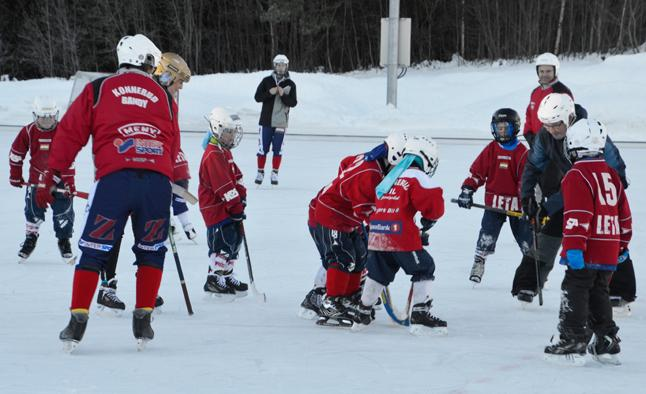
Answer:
[
  {"xmin": 117, "ymin": 123, "xmax": 161, "ymax": 138},
  {"xmin": 113, "ymin": 138, "xmax": 164, "ymax": 156},
  {"xmin": 369, "ymin": 220, "xmax": 403, "ymax": 234}
]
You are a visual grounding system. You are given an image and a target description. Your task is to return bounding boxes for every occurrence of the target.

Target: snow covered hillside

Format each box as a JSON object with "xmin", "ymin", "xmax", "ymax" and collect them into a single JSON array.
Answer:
[{"xmin": 0, "ymin": 53, "xmax": 644, "ymax": 393}]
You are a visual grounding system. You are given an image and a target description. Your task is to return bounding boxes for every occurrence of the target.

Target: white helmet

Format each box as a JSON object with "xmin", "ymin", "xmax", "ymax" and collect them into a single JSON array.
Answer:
[
  {"xmin": 273, "ymin": 54, "xmax": 289, "ymax": 76},
  {"xmin": 207, "ymin": 107, "xmax": 243, "ymax": 149},
  {"xmin": 384, "ymin": 133, "xmax": 407, "ymax": 165},
  {"xmin": 564, "ymin": 118, "xmax": 607, "ymax": 161},
  {"xmin": 116, "ymin": 34, "xmax": 161, "ymax": 69},
  {"xmin": 535, "ymin": 52, "xmax": 560, "ymax": 76},
  {"xmin": 402, "ymin": 136, "xmax": 440, "ymax": 176},
  {"xmin": 273, "ymin": 54, "xmax": 289, "ymax": 66},
  {"xmin": 32, "ymin": 96, "xmax": 59, "ymax": 130},
  {"xmin": 537, "ymin": 93, "xmax": 575, "ymax": 126}
]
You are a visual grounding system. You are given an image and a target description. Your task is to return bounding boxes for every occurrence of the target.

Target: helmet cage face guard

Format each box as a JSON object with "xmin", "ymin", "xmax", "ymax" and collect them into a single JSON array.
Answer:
[
  {"xmin": 33, "ymin": 112, "xmax": 59, "ymax": 130},
  {"xmin": 491, "ymin": 121, "xmax": 515, "ymax": 143}
]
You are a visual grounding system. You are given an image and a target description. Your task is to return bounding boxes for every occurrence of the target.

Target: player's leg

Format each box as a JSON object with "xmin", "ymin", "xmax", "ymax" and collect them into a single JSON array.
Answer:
[
  {"xmin": 255, "ymin": 126, "xmax": 273, "ymax": 184},
  {"xmin": 19, "ymin": 185, "xmax": 44, "ymax": 260},
  {"xmin": 470, "ymin": 211, "xmax": 505, "ymax": 283},
  {"xmin": 50, "ymin": 192, "xmax": 75, "ymax": 262},
  {"xmin": 270, "ymin": 128, "xmax": 285, "ymax": 185}
]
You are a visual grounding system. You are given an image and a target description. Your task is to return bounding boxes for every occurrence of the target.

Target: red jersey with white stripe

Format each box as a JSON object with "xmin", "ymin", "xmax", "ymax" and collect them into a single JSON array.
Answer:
[
  {"xmin": 173, "ymin": 149, "xmax": 191, "ymax": 181},
  {"xmin": 368, "ymin": 168, "xmax": 444, "ymax": 251},
  {"xmin": 561, "ymin": 158, "xmax": 632, "ymax": 270},
  {"xmin": 9, "ymin": 122, "xmax": 75, "ymax": 185},
  {"xmin": 462, "ymin": 141, "xmax": 528, "ymax": 211},
  {"xmin": 314, "ymin": 154, "xmax": 386, "ymax": 233},
  {"xmin": 47, "ymin": 69, "xmax": 180, "ymax": 180},
  {"xmin": 198, "ymin": 142, "xmax": 246, "ymax": 227}
]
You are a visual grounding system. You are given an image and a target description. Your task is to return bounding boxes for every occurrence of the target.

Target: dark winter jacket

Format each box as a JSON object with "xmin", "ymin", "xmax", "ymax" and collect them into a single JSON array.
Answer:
[
  {"xmin": 254, "ymin": 72, "xmax": 297, "ymax": 128},
  {"xmin": 520, "ymin": 104, "xmax": 627, "ymax": 215}
]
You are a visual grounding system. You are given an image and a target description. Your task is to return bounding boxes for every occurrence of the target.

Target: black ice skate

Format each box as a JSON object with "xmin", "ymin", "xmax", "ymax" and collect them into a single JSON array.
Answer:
[
  {"xmin": 59, "ymin": 310, "xmax": 89, "ymax": 353},
  {"xmin": 270, "ymin": 170, "xmax": 279, "ymax": 186},
  {"xmin": 17, "ymin": 233, "xmax": 38, "ymax": 263},
  {"xmin": 254, "ymin": 170, "xmax": 264, "ymax": 185},
  {"xmin": 96, "ymin": 279, "xmax": 126, "ymax": 314},
  {"xmin": 517, "ymin": 290, "xmax": 536, "ymax": 305},
  {"xmin": 350, "ymin": 302, "xmax": 374, "ymax": 331},
  {"xmin": 543, "ymin": 335, "xmax": 587, "ymax": 366},
  {"xmin": 204, "ymin": 274, "xmax": 236, "ymax": 300},
  {"xmin": 224, "ymin": 271, "xmax": 248, "ymax": 297},
  {"xmin": 133, "ymin": 308, "xmax": 154, "ymax": 350},
  {"xmin": 469, "ymin": 255, "xmax": 485, "ymax": 284},
  {"xmin": 57, "ymin": 238, "xmax": 76, "ymax": 265},
  {"xmin": 298, "ymin": 287, "xmax": 325, "ymax": 320},
  {"xmin": 316, "ymin": 296, "xmax": 353, "ymax": 327},
  {"xmin": 409, "ymin": 300, "xmax": 448, "ymax": 336},
  {"xmin": 588, "ymin": 334, "xmax": 621, "ymax": 365}
]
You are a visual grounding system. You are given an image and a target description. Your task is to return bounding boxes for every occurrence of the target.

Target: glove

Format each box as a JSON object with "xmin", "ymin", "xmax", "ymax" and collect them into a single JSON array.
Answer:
[
  {"xmin": 522, "ymin": 196, "xmax": 539, "ymax": 219},
  {"xmin": 420, "ymin": 217, "xmax": 437, "ymax": 232},
  {"xmin": 230, "ymin": 211, "xmax": 246, "ymax": 222},
  {"xmin": 9, "ymin": 167, "xmax": 24, "ymax": 188},
  {"xmin": 35, "ymin": 170, "xmax": 58, "ymax": 208},
  {"xmin": 420, "ymin": 231, "xmax": 429, "ymax": 246},
  {"xmin": 618, "ymin": 248, "xmax": 630, "ymax": 264},
  {"xmin": 58, "ymin": 178, "xmax": 76, "ymax": 198},
  {"xmin": 457, "ymin": 187, "xmax": 474, "ymax": 209},
  {"xmin": 566, "ymin": 249, "xmax": 585, "ymax": 270}
]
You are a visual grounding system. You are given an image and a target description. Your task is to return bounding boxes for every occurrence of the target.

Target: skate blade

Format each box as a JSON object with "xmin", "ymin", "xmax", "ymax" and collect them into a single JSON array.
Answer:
[
  {"xmin": 62, "ymin": 255, "xmax": 77, "ymax": 265},
  {"xmin": 203, "ymin": 292, "xmax": 236, "ymax": 303},
  {"xmin": 316, "ymin": 317, "xmax": 353, "ymax": 328},
  {"xmin": 350, "ymin": 322, "xmax": 370, "ymax": 332},
  {"xmin": 612, "ymin": 305, "xmax": 632, "ymax": 318},
  {"xmin": 469, "ymin": 276, "xmax": 482, "ymax": 284},
  {"xmin": 234, "ymin": 290, "xmax": 249, "ymax": 299},
  {"xmin": 543, "ymin": 353, "xmax": 586, "ymax": 367},
  {"xmin": 96, "ymin": 305, "xmax": 124, "ymax": 317},
  {"xmin": 298, "ymin": 307, "xmax": 319, "ymax": 320},
  {"xmin": 591, "ymin": 353, "xmax": 621, "ymax": 366},
  {"xmin": 62, "ymin": 340, "xmax": 79, "ymax": 354},
  {"xmin": 409, "ymin": 324, "xmax": 448, "ymax": 337},
  {"xmin": 17, "ymin": 257, "xmax": 28, "ymax": 264},
  {"xmin": 136, "ymin": 338, "xmax": 150, "ymax": 351},
  {"xmin": 518, "ymin": 299, "xmax": 536, "ymax": 310}
]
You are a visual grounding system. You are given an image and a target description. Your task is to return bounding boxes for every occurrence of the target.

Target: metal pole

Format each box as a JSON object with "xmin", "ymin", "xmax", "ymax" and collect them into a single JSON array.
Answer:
[{"xmin": 386, "ymin": 0, "xmax": 399, "ymax": 107}]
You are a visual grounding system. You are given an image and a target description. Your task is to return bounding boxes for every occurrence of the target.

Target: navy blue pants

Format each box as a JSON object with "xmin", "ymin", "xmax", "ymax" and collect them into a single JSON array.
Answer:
[
  {"xmin": 257, "ymin": 126, "xmax": 285, "ymax": 156},
  {"xmin": 309, "ymin": 224, "xmax": 328, "ymax": 269},
  {"xmin": 172, "ymin": 178, "xmax": 189, "ymax": 216},
  {"xmin": 476, "ymin": 210, "xmax": 532, "ymax": 256},
  {"xmin": 24, "ymin": 185, "xmax": 74, "ymax": 239},
  {"xmin": 367, "ymin": 249, "xmax": 436, "ymax": 285},
  {"xmin": 77, "ymin": 169, "xmax": 172, "ymax": 272},
  {"xmin": 207, "ymin": 221, "xmax": 242, "ymax": 259},
  {"xmin": 319, "ymin": 226, "xmax": 367, "ymax": 273}
]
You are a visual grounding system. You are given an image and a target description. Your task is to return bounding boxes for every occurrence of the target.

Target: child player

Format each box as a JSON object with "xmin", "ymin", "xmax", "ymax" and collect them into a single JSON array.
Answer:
[
  {"xmin": 456, "ymin": 108, "xmax": 532, "ymax": 284},
  {"xmin": 544, "ymin": 119, "xmax": 631, "ymax": 366}
]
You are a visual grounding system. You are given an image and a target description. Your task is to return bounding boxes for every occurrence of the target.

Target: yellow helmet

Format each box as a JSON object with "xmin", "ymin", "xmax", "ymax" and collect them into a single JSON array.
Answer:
[{"xmin": 154, "ymin": 52, "xmax": 191, "ymax": 86}]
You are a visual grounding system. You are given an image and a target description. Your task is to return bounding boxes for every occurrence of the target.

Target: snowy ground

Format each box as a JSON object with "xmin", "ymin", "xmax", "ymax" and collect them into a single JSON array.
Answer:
[
  {"xmin": 0, "ymin": 52, "xmax": 645, "ymax": 393},
  {"xmin": 0, "ymin": 131, "xmax": 643, "ymax": 394}
]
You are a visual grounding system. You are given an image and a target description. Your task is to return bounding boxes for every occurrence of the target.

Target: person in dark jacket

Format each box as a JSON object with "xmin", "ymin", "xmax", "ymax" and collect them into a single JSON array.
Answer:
[
  {"xmin": 253, "ymin": 54, "xmax": 297, "ymax": 186},
  {"xmin": 512, "ymin": 93, "xmax": 632, "ymax": 305}
]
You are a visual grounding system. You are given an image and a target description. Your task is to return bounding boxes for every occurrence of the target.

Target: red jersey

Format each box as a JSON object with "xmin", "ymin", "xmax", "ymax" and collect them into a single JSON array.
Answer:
[
  {"xmin": 462, "ymin": 141, "xmax": 528, "ymax": 211},
  {"xmin": 314, "ymin": 154, "xmax": 386, "ymax": 233},
  {"xmin": 308, "ymin": 155, "xmax": 357, "ymax": 228},
  {"xmin": 561, "ymin": 159, "xmax": 632, "ymax": 270},
  {"xmin": 523, "ymin": 80, "xmax": 573, "ymax": 135},
  {"xmin": 368, "ymin": 168, "xmax": 444, "ymax": 251},
  {"xmin": 173, "ymin": 149, "xmax": 191, "ymax": 181},
  {"xmin": 47, "ymin": 69, "xmax": 180, "ymax": 180},
  {"xmin": 198, "ymin": 142, "xmax": 246, "ymax": 227},
  {"xmin": 9, "ymin": 122, "xmax": 75, "ymax": 186}
]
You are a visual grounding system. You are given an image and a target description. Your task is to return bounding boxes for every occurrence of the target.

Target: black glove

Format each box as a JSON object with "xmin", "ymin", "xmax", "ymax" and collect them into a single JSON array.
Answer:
[
  {"xmin": 522, "ymin": 196, "xmax": 539, "ymax": 219},
  {"xmin": 230, "ymin": 211, "xmax": 246, "ymax": 222},
  {"xmin": 420, "ymin": 217, "xmax": 437, "ymax": 232},
  {"xmin": 420, "ymin": 231, "xmax": 429, "ymax": 246},
  {"xmin": 457, "ymin": 187, "xmax": 474, "ymax": 209}
]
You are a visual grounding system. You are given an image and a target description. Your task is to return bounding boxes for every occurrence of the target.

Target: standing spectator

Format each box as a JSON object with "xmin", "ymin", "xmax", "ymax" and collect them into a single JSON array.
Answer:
[
  {"xmin": 37, "ymin": 34, "xmax": 180, "ymax": 351},
  {"xmin": 253, "ymin": 54, "xmax": 297, "ymax": 186},
  {"xmin": 10, "ymin": 96, "xmax": 75, "ymax": 264},
  {"xmin": 523, "ymin": 53, "xmax": 573, "ymax": 147}
]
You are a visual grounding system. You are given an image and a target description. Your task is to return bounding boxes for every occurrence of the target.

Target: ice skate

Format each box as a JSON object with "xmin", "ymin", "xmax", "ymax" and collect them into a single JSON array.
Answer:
[
  {"xmin": 469, "ymin": 255, "xmax": 485, "ymax": 284},
  {"xmin": 133, "ymin": 308, "xmax": 154, "ymax": 351},
  {"xmin": 57, "ymin": 238, "xmax": 76, "ymax": 265},
  {"xmin": 203, "ymin": 273, "xmax": 236, "ymax": 302},
  {"xmin": 270, "ymin": 170, "xmax": 279, "ymax": 186},
  {"xmin": 59, "ymin": 310, "xmax": 89, "ymax": 353},
  {"xmin": 543, "ymin": 335, "xmax": 587, "ymax": 366},
  {"xmin": 183, "ymin": 223, "xmax": 198, "ymax": 243},
  {"xmin": 610, "ymin": 296, "xmax": 632, "ymax": 317},
  {"xmin": 224, "ymin": 271, "xmax": 248, "ymax": 297},
  {"xmin": 517, "ymin": 290, "xmax": 536, "ymax": 308},
  {"xmin": 17, "ymin": 233, "xmax": 38, "ymax": 263},
  {"xmin": 409, "ymin": 300, "xmax": 447, "ymax": 336},
  {"xmin": 298, "ymin": 287, "xmax": 325, "ymax": 320},
  {"xmin": 254, "ymin": 169, "xmax": 264, "ymax": 185},
  {"xmin": 588, "ymin": 334, "xmax": 621, "ymax": 365},
  {"xmin": 316, "ymin": 296, "xmax": 353, "ymax": 327},
  {"xmin": 96, "ymin": 279, "xmax": 126, "ymax": 315},
  {"xmin": 350, "ymin": 302, "xmax": 374, "ymax": 331}
]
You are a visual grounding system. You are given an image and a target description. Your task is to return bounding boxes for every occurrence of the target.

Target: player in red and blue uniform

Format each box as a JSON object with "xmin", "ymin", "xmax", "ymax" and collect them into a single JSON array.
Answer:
[
  {"xmin": 544, "ymin": 118, "xmax": 631, "ymax": 365},
  {"xmin": 456, "ymin": 108, "xmax": 532, "ymax": 284},
  {"xmin": 36, "ymin": 34, "xmax": 180, "ymax": 351},
  {"xmin": 351, "ymin": 136, "xmax": 447, "ymax": 335},
  {"xmin": 10, "ymin": 97, "xmax": 76, "ymax": 263}
]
